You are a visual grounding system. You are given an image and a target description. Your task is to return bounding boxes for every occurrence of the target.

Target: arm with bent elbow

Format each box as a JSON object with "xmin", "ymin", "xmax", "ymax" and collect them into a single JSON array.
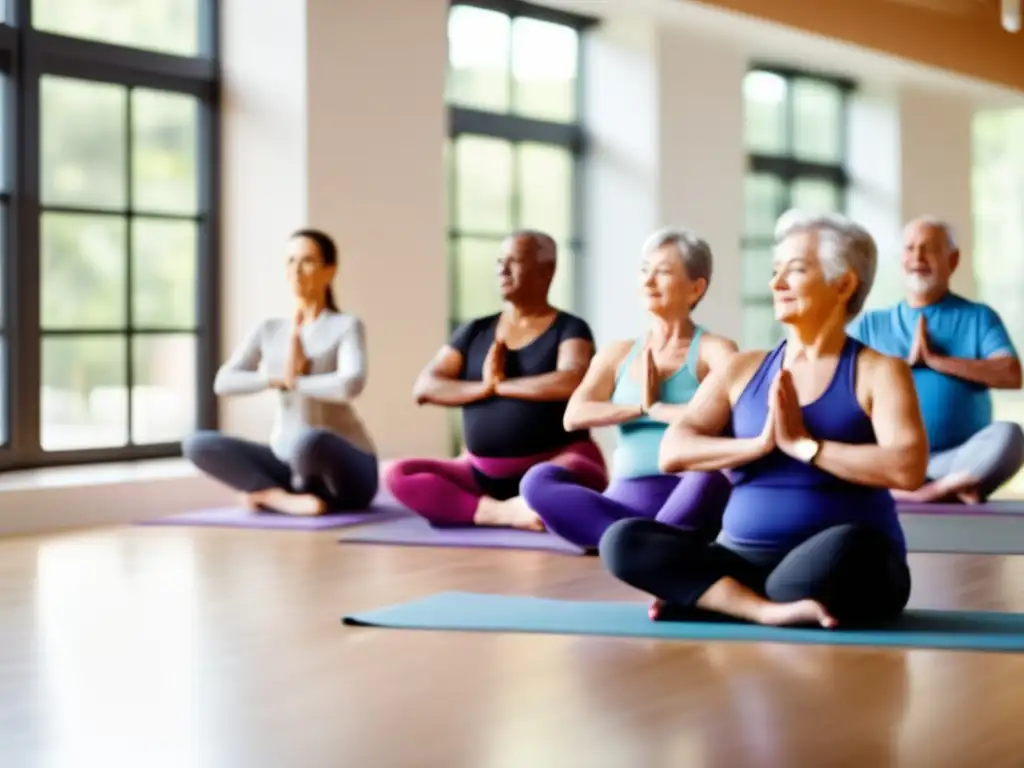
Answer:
[
  {"xmin": 562, "ymin": 342, "xmax": 643, "ymax": 431},
  {"xmin": 213, "ymin": 323, "xmax": 270, "ymax": 396},
  {"xmin": 413, "ymin": 346, "xmax": 492, "ymax": 407},
  {"xmin": 659, "ymin": 354, "xmax": 772, "ymax": 473},
  {"xmin": 495, "ymin": 338, "xmax": 593, "ymax": 402},
  {"xmin": 806, "ymin": 357, "xmax": 929, "ymax": 491},
  {"xmin": 292, "ymin": 318, "xmax": 369, "ymax": 402}
]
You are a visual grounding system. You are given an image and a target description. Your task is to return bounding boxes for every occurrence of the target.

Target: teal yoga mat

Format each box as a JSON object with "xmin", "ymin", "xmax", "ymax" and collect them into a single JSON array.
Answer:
[{"xmin": 342, "ymin": 591, "xmax": 1024, "ymax": 653}]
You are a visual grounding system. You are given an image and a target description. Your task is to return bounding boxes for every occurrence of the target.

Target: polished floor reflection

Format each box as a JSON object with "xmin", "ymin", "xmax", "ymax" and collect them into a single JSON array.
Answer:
[{"xmin": 3, "ymin": 524, "xmax": 1024, "ymax": 767}]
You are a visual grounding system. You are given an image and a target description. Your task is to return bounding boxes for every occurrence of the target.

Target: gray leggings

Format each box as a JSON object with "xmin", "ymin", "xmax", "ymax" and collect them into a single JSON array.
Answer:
[
  {"xmin": 182, "ymin": 429, "xmax": 379, "ymax": 511},
  {"xmin": 927, "ymin": 421, "xmax": 1024, "ymax": 499}
]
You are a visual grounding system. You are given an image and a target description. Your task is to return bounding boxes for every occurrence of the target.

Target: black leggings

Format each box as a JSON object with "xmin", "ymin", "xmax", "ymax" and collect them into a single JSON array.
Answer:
[
  {"xmin": 182, "ymin": 429, "xmax": 379, "ymax": 511},
  {"xmin": 600, "ymin": 519, "xmax": 911, "ymax": 626}
]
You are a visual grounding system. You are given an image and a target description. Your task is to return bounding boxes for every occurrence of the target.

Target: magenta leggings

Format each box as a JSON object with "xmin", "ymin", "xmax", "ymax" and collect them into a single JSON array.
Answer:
[
  {"xmin": 519, "ymin": 464, "xmax": 732, "ymax": 548},
  {"xmin": 383, "ymin": 440, "xmax": 609, "ymax": 526}
]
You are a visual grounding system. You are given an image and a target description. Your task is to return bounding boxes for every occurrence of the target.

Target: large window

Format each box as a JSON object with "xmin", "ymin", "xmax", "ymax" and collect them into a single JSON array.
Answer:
[
  {"xmin": 741, "ymin": 66, "xmax": 853, "ymax": 349},
  {"xmin": 444, "ymin": 0, "xmax": 593, "ymax": 450},
  {"xmin": 0, "ymin": 1, "xmax": 219, "ymax": 471}
]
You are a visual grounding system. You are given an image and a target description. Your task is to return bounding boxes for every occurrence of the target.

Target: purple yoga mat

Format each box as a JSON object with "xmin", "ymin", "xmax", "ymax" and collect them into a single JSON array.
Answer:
[
  {"xmin": 338, "ymin": 514, "xmax": 586, "ymax": 555},
  {"xmin": 140, "ymin": 499, "xmax": 409, "ymax": 531},
  {"xmin": 897, "ymin": 499, "xmax": 1024, "ymax": 517}
]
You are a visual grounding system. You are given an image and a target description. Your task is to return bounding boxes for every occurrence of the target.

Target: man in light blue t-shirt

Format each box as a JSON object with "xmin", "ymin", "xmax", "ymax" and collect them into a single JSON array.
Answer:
[{"xmin": 848, "ymin": 216, "xmax": 1024, "ymax": 504}]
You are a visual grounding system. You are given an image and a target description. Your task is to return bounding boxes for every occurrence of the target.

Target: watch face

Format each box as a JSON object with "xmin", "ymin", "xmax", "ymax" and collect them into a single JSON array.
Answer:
[{"xmin": 799, "ymin": 438, "xmax": 818, "ymax": 462}]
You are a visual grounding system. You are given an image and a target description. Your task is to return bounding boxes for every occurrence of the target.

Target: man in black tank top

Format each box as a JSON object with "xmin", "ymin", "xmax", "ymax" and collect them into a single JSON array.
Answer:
[{"xmin": 383, "ymin": 231, "xmax": 609, "ymax": 531}]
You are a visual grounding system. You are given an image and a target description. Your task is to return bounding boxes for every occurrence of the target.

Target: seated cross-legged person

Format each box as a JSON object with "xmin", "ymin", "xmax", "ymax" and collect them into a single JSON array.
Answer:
[
  {"xmin": 848, "ymin": 216, "xmax": 1024, "ymax": 504},
  {"xmin": 520, "ymin": 228, "xmax": 737, "ymax": 549},
  {"xmin": 601, "ymin": 211, "xmax": 929, "ymax": 629},
  {"xmin": 383, "ymin": 230, "xmax": 608, "ymax": 531},
  {"xmin": 182, "ymin": 229, "xmax": 379, "ymax": 516}
]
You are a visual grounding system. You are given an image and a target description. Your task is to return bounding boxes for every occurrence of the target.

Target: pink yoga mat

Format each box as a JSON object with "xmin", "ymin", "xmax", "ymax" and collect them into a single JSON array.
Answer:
[
  {"xmin": 897, "ymin": 499, "xmax": 1024, "ymax": 517},
  {"xmin": 338, "ymin": 514, "xmax": 587, "ymax": 555},
  {"xmin": 140, "ymin": 499, "xmax": 409, "ymax": 530}
]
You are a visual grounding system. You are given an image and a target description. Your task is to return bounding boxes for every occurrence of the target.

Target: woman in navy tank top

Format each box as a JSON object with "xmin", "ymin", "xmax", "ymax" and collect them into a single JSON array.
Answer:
[{"xmin": 601, "ymin": 211, "xmax": 930, "ymax": 629}]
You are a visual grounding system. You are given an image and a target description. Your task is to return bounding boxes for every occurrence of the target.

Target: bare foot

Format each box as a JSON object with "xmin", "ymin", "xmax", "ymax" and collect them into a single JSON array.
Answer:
[
  {"xmin": 474, "ymin": 496, "xmax": 546, "ymax": 531},
  {"xmin": 759, "ymin": 599, "xmax": 837, "ymax": 629},
  {"xmin": 241, "ymin": 492, "xmax": 261, "ymax": 512},
  {"xmin": 956, "ymin": 488, "xmax": 981, "ymax": 505},
  {"xmin": 648, "ymin": 598, "xmax": 665, "ymax": 621},
  {"xmin": 248, "ymin": 488, "xmax": 326, "ymax": 516},
  {"xmin": 889, "ymin": 488, "xmax": 923, "ymax": 502}
]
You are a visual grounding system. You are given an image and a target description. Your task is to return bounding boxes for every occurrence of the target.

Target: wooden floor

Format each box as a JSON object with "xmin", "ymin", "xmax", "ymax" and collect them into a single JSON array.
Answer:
[{"xmin": 4, "ymin": 524, "xmax": 1024, "ymax": 768}]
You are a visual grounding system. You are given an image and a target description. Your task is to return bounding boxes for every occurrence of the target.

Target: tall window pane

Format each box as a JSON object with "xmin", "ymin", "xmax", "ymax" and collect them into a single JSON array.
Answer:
[
  {"xmin": 33, "ymin": 0, "xmax": 200, "ymax": 57},
  {"xmin": 973, "ymin": 108, "xmax": 1024, "ymax": 497},
  {"xmin": 793, "ymin": 79, "xmax": 844, "ymax": 164},
  {"xmin": 511, "ymin": 18, "xmax": 578, "ymax": 123},
  {"xmin": 743, "ymin": 71, "xmax": 788, "ymax": 155},
  {"xmin": 446, "ymin": 5, "xmax": 511, "ymax": 113},
  {"xmin": 453, "ymin": 135, "xmax": 514, "ymax": 234},
  {"xmin": 39, "ymin": 76, "xmax": 202, "ymax": 452},
  {"xmin": 41, "ymin": 77, "xmax": 127, "ymax": 209}
]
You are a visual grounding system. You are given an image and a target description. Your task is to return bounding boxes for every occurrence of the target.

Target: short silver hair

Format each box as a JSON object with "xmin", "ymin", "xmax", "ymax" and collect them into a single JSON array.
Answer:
[
  {"xmin": 642, "ymin": 227, "xmax": 714, "ymax": 306},
  {"xmin": 774, "ymin": 209, "xmax": 877, "ymax": 318},
  {"xmin": 905, "ymin": 216, "xmax": 958, "ymax": 252}
]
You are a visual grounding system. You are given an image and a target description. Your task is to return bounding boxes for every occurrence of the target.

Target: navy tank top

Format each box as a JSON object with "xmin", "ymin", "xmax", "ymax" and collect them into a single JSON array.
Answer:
[{"xmin": 720, "ymin": 337, "xmax": 906, "ymax": 555}]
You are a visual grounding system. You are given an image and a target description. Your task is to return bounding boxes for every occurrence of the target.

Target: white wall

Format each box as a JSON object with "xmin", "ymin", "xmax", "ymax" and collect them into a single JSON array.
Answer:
[
  {"xmin": 583, "ymin": 20, "xmax": 745, "ymax": 345},
  {"xmin": 898, "ymin": 86, "xmax": 977, "ymax": 298},
  {"xmin": 848, "ymin": 84, "xmax": 978, "ymax": 311}
]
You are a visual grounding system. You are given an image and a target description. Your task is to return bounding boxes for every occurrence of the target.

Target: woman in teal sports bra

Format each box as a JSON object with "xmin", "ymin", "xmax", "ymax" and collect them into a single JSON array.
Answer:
[{"xmin": 519, "ymin": 227, "xmax": 739, "ymax": 548}]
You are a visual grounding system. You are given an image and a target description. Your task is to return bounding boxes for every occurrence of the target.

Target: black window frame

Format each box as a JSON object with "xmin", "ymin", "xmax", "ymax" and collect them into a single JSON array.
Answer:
[
  {"xmin": 0, "ymin": 0, "xmax": 220, "ymax": 472},
  {"xmin": 741, "ymin": 64, "xmax": 855, "ymax": 345},
  {"xmin": 443, "ymin": 0, "xmax": 596, "ymax": 454}
]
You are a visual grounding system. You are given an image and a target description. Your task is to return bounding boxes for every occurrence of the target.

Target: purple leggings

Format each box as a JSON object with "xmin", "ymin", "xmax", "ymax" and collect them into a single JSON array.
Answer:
[{"xmin": 520, "ymin": 464, "xmax": 732, "ymax": 549}]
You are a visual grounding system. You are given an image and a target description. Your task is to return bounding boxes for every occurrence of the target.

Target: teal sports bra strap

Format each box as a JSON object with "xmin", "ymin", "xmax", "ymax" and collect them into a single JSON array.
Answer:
[
  {"xmin": 685, "ymin": 325, "xmax": 704, "ymax": 378},
  {"xmin": 613, "ymin": 336, "xmax": 646, "ymax": 385}
]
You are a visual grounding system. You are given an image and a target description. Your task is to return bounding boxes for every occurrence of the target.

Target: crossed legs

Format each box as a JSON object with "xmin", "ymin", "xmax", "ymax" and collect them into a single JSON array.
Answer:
[
  {"xmin": 520, "ymin": 466, "xmax": 731, "ymax": 549},
  {"xmin": 182, "ymin": 429, "xmax": 379, "ymax": 515},
  {"xmin": 893, "ymin": 421, "xmax": 1024, "ymax": 504},
  {"xmin": 383, "ymin": 441, "xmax": 608, "ymax": 531},
  {"xmin": 600, "ymin": 519, "xmax": 911, "ymax": 628}
]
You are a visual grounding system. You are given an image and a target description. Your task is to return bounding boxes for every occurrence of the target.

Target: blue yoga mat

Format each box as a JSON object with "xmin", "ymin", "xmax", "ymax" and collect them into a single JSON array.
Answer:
[{"xmin": 342, "ymin": 591, "xmax": 1024, "ymax": 653}]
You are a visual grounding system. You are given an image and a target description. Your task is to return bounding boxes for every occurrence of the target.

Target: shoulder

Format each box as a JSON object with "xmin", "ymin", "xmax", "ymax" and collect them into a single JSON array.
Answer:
[
  {"xmin": 253, "ymin": 317, "xmax": 284, "ymax": 339},
  {"xmin": 594, "ymin": 338, "xmax": 638, "ymax": 368},
  {"xmin": 856, "ymin": 343, "xmax": 913, "ymax": 388},
  {"xmin": 698, "ymin": 332, "xmax": 739, "ymax": 366},
  {"xmin": 453, "ymin": 313, "xmax": 498, "ymax": 338},
  {"xmin": 720, "ymin": 348, "xmax": 768, "ymax": 386},
  {"xmin": 449, "ymin": 313, "xmax": 498, "ymax": 350},
  {"xmin": 555, "ymin": 311, "xmax": 595, "ymax": 340},
  {"xmin": 954, "ymin": 296, "xmax": 1005, "ymax": 325},
  {"xmin": 323, "ymin": 311, "xmax": 364, "ymax": 333}
]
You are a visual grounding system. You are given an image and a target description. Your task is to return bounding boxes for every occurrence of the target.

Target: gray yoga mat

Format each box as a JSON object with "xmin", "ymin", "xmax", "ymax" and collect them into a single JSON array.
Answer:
[{"xmin": 898, "ymin": 499, "xmax": 1024, "ymax": 554}]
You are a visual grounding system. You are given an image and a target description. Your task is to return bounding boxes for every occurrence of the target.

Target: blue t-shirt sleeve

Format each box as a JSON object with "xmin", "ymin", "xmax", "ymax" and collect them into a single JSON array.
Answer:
[{"xmin": 978, "ymin": 306, "xmax": 1018, "ymax": 359}]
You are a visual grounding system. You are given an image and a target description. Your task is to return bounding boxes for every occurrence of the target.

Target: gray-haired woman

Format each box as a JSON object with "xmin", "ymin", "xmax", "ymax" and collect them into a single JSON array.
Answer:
[
  {"xmin": 600, "ymin": 210, "xmax": 929, "ymax": 629},
  {"xmin": 519, "ymin": 226, "xmax": 739, "ymax": 550}
]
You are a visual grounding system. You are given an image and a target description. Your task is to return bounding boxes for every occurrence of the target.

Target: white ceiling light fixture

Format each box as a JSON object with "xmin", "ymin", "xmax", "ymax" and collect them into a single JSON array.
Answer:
[{"xmin": 1004, "ymin": 0, "xmax": 1022, "ymax": 32}]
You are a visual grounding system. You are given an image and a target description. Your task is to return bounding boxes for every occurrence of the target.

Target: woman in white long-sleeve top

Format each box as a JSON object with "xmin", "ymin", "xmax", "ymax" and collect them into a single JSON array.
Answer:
[{"xmin": 182, "ymin": 229, "xmax": 378, "ymax": 516}]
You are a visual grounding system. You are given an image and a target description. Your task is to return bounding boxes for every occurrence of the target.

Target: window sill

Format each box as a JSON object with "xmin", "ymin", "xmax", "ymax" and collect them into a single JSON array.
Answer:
[{"xmin": 0, "ymin": 458, "xmax": 234, "ymax": 537}]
